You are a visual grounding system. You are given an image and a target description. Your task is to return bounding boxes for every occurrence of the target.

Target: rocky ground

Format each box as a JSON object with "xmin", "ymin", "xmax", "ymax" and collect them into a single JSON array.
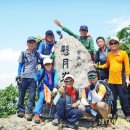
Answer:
[{"xmin": 0, "ymin": 110, "xmax": 130, "ymax": 130}]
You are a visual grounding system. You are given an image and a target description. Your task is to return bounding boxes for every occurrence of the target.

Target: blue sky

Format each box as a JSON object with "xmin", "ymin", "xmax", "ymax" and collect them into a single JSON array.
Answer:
[{"xmin": 0, "ymin": 0, "xmax": 130, "ymax": 89}]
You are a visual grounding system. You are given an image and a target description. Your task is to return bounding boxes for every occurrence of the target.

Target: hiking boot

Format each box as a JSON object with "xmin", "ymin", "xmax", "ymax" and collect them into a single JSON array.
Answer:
[
  {"xmin": 65, "ymin": 123, "xmax": 77, "ymax": 129},
  {"xmin": 34, "ymin": 114, "xmax": 41, "ymax": 124},
  {"xmin": 25, "ymin": 113, "xmax": 33, "ymax": 121},
  {"xmin": 52, "ymin": 118, "xmax": 59, "ymax": 126},
  {"xmin": 63, "ymin": 122, "xmax": 78, "ymax": 129},
  {"xmin": 17, "ymin": 112, "xmax": 25, "ymax": 118}
]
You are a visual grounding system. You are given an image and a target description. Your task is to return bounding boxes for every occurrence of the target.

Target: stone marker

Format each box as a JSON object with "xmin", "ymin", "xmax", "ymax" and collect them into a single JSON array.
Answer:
[{"xmin": 54, "ymin": 36, "xmax": 95, "ymax": 96}]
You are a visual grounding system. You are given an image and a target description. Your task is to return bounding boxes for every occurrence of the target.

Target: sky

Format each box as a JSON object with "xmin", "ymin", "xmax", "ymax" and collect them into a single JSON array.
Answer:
[{"xmin": 0, "ymin": 0, "xmax": 130, "ymax": 89}]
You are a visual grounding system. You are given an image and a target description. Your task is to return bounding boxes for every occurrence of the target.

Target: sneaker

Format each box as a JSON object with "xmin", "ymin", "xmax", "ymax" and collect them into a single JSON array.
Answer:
[
  {"xmin": 64, "ymin": 122, "xmax": 77, "ymax": 129},
  {"xmin": 25, "ymin": 113, "xmax": 33, "ymax": 121},
  {"xmin": 34, "ymin": 114, "xmax": 41, "ymax": 124},
  {"xmin": 52, "ymin": 118, "xmax": 59, "ymax": 126},
  {"xmin": 17, "ymin": 112, "xmax": 25, "ymax": 118}
]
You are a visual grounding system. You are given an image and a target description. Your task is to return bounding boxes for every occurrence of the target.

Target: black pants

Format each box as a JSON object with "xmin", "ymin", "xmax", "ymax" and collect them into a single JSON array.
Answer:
[
  {"xmin": 128, "ymin": 85, "xmax": 130, "ymax": 107},
  {"xmin": 109, "ymin": 84, "xmax": 130, "ymax": 116},
  {"xmin": 18, "ymin": 78, "xmax": 36, "ymax": 114}
]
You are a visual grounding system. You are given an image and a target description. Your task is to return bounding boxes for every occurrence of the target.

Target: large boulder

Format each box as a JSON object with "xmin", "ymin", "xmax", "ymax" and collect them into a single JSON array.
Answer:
[{"xmin": 54, "ymin": 36, "xmax": 95, "ymax": 95}]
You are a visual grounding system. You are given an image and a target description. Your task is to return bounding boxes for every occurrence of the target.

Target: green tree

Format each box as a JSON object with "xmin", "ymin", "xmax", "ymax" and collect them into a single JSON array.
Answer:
[
  {"xmin": 117, "ymin": 25, "xmax": 130, "ymax": 60},
  {"xmin": 0, "ymin": 84, "xmax": 18, "ymax": 118}
]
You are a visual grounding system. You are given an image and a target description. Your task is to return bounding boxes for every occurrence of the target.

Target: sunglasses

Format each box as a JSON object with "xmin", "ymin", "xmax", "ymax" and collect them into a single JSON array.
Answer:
[
  {"xmin": 88, "ymin": 75, "xmax": 96, "ymax": 79},
  {"xmin": 44, "ymin": 63, "xmax": 52, "ymax": 66},
  {"xmin": 64, "ymin": 79, "xmax": 74, "ymax": 83},
  {"xmin": 47, "ymin": 34, "xmax": 54, "ymax": 37},
  {"xmin": 109, "ymin": 42, "xmax": 118, "ymax": 45}
]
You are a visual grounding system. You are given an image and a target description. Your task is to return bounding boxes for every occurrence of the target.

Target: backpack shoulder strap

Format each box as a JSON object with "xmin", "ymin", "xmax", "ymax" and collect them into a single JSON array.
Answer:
[{"xmin": 21, "ymin": 51, "xmax": 28, "ymax": 63}]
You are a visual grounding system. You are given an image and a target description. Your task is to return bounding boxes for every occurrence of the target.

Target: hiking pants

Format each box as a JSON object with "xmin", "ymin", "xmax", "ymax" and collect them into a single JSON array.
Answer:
[
  {"xmin": 18, "ymin": 78, "xmax": 36, "ymax": 114},
  {"xmin": 34, "ymin": 91, "xmax": 44, "ymax": 115},
  {"xmin": 109, "ymin": 84, "xmax": 130, "ymax": 116},
  {"xmin": 54, "ymin": 98, "xmax": 83, "ymax": 124}
]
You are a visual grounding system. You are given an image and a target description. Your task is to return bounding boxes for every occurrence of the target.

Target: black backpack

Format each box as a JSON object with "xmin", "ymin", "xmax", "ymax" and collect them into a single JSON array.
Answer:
[{"xmin": 96, "ymin": 80, "xmax": 114, "ymax": 108}]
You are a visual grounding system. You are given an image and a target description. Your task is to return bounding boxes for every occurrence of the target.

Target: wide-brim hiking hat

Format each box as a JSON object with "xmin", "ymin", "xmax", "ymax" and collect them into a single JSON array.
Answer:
[
  {"xmin": 27, "ymin": 36, "xmax": 36, "ymax": 43},
  {"xmin": 109, "ymin": 37, "xmax": 119, "ymax": 44},
  {"xmin": 64, "ymin": 74, "xmax": 74, "ymax": 82},
  {"xmin": 45, "ymin": 30, "xmax": 54, "ymax": 36},
  {"xmin": 79, "ymin": 25, "xmax": 88, "ymax": 31},
  {"xmin": 43, "ymin": 57, "xmax": 53, "ymax": 65}
]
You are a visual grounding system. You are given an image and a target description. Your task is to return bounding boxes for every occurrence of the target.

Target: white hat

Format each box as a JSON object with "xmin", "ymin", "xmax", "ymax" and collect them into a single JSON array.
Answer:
[
  {"xmin": 64, "ymin": 74, "xmax": 74, "ymax": 81},
  {"xmin": 43, "ymin": 57, "xmax": 52, "ymax": 65},
  {"xmin": 109, "ymin": 37, "xmax": 119, "ymax": 43}
]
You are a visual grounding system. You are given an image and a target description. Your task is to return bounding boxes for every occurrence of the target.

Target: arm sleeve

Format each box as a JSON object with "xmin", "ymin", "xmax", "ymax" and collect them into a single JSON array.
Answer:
[
  {"xmin": 34, "ymin": 69, "xmax": 43, "ymax": 82},
  {"xmin": 37, "ymin": 42, "xmax": 50, "ymax": 60},
  {"xmin": 17, "ymin": 52, "xmax": 24, "ymax": 75},
  {"xmin": 38, "ymin": 42, "xmax": 44, "ymax": 54},
  {"xmin": 123, "ymin": 51, "xmax": 130, "ymax": 75},
  {"xmin": 62, "ymin": 27, "xmax": 79, "ymax": 39},
  {"xmin": 54, "ymin": 70, "xmax": 59, "ymax": 88},
  {"xmin": 18, "ymin": 63, "xmax": 23, "ymax": 76}
]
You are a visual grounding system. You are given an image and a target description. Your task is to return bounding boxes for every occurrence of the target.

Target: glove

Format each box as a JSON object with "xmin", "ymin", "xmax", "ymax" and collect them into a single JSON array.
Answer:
[
  {"xmin": 36, "ymin": 64, "xmax": 42, "ymax": 71},
  {"xmin": 16, "ymin": 76, "xmax": 20, "ymax": 81},
  {"xmin": 81, "ymin": 98, "xmax": 89, "ymax": 106},
  {"xmin": 90, "ymin": 83, "xmax": 95, "ymax": 90},
  {"xmin": 50, "ymin": 53, "xmax": 56, "ymax": 59},
  {"xmin": 16, "ymin": 76, "xmax": 21, "ymax": 83}
]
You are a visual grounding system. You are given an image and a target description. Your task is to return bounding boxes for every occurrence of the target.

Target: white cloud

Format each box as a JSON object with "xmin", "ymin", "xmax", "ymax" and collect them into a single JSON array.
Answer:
[
  {"xmin": 0, "ymin": 48, "xmax": 20, "ymax": 62},
  {"xmin": 0, "ymin": 49, "xmax": 20, "ymax": 89},
  {"xmin": 105, "ymin": 16, "xmax": 130, "ymax": 33},
  {"xmin": 0, "ymin": 72, "xmax": 17, "ymax": 89}
]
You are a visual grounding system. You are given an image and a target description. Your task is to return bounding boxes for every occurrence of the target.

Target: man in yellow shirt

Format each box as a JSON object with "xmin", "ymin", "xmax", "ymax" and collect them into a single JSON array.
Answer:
[
  {"xmin": 81, "ymin": 70, "xmax": 111, "ymax": 126},
  {"xmin": 97, "ymin": 37, "xmax": 130, "ymax": 121}
]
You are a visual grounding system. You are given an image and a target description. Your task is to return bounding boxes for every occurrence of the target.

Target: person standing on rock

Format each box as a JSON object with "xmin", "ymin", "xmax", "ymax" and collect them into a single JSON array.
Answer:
[
  {"xmin": 96, "ymin": 37, "xmax": 130, "ymax": 122},
  {"xmin": 52, "ymin": 74, "xmax": 83, "ymax": 129},
  {"xmin": 37, "ymin": 30, "xmax": 56, "ymax": 63},
  {"xmin": 33, "ymin": 57, "xmax": 59, "ymax": 124},
  {"xmin": 16, "ymin": 36, "xmax": 38, "ymax": 121},
  {"xmin": 54, "ymin": 19, "xmax": 95, "ymax": 60},
  {"xmin": 94, "ymin": 37, "xmax": 110, "ymax": 80}
]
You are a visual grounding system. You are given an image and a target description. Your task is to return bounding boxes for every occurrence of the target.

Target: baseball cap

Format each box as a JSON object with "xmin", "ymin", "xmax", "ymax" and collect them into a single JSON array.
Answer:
[
  {"xmin": 87, "ymin": 70, "xmax": 97, "ymax": 77},
  {"xmin": 45, "ymin": 30, "xmax": 54, "ymax": 36},
  {"xmin": 80, "ymin": 25, "xmax": 88, "ymax": 31},
  {"xmin": 27, "ymin": 36, "xmax": 36, "ymax": 43},
  {"xmin": 64, "ymin": 74, "xmax": 74, "ymax": 82},
  {"xmin": 43, "ymin": 57, "xmax": 52, "ymax": 65}
]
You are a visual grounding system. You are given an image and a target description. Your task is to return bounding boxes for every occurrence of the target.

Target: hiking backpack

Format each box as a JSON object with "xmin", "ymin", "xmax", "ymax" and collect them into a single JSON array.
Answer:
[{"xmin": 96, "ymin": 80, "xmax": 114, "ymax": 108}]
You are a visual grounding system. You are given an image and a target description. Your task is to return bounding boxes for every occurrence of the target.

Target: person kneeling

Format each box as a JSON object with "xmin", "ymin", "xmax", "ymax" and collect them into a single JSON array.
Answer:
[
  {"xmin": 33, "ymin": 57, "xmax": 59, "ymax": 124},
  {"xmin": 52, "ymin": 74, "xmax": 83, "ymax": 129},
  {"xmin": 80, "ymin": 70, "xmax": 112, "ymax": 127}
]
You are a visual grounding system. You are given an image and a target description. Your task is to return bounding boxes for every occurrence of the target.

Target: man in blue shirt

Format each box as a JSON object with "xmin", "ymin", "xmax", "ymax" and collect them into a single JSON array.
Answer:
[
  {"xmin": 38, "ymin": 30, "xmax": 56, "ymax": 61},
  {"xmin": 17, "ymin": 36, "xmax": 38, "ymax": 121}
]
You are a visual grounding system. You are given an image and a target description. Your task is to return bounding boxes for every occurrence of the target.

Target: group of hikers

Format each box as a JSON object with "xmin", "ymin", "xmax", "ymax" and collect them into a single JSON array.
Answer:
[{"xmin": 16, "ymin": 19, "xmax": 130, "ymax": 129}]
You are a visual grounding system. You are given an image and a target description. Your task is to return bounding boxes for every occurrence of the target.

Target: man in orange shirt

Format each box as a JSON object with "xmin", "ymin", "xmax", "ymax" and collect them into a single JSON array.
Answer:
[{"xmin": 97, "ymin": 37, "xmax": 130, "ymax": 121}]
